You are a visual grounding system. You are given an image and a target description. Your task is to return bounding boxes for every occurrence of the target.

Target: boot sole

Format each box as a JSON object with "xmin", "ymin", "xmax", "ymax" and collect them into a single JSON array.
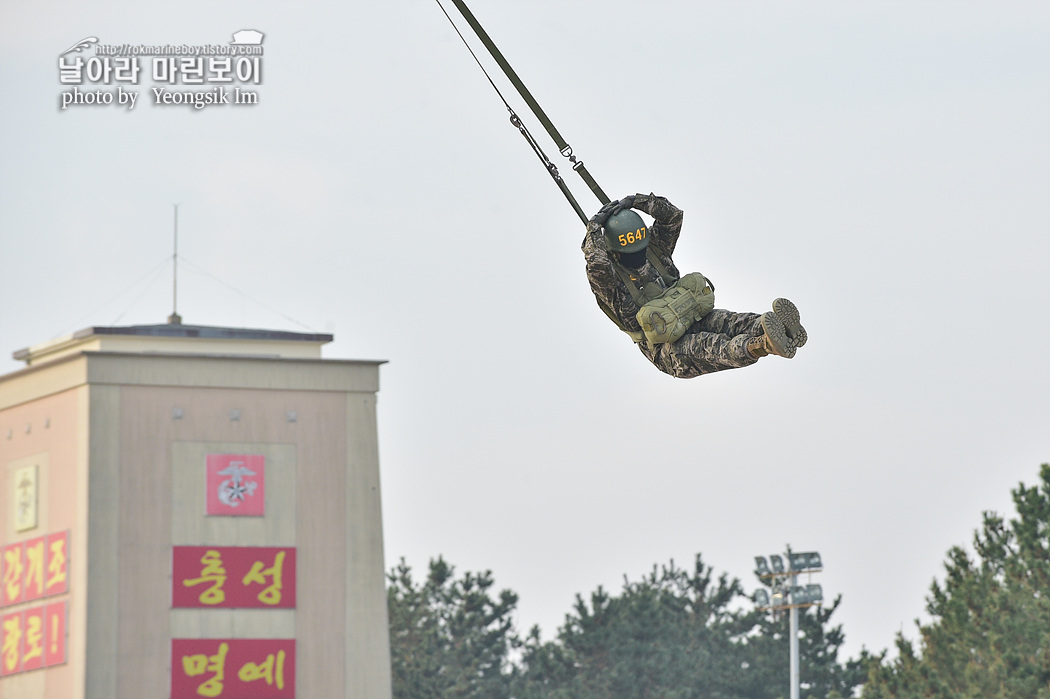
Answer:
[
  {"xmin": 772, "ymin": 298, "xmax": 807, "ymax": 348},
  {"xmin": 761, "ymin": 312, "xmax": 796, "ymax": 359}
]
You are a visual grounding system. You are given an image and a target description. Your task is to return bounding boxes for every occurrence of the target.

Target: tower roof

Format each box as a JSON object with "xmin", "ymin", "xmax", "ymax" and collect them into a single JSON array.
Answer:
[{"xmin": 13, "ymin": 323, "xmax": 334, "ymax": 366}]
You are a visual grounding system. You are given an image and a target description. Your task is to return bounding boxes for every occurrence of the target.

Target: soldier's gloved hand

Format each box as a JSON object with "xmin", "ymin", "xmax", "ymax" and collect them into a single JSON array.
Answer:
[
  {"xmin": 590, "ymin": 200, "xmax": 621, "ymax": 227},
  {"xmin": 618, "ymin": 195, "xmax": 636, "ymax": 211}
]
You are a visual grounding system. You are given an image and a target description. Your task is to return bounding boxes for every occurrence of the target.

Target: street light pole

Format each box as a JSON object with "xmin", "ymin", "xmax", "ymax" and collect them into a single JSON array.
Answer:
[
  {"xmin": 752, "ymin": 550, "xmax": 823, "ymax": 699},
  {"xmin": 789, "ymin": 605, "xmax": 800, "ymax": 699}
]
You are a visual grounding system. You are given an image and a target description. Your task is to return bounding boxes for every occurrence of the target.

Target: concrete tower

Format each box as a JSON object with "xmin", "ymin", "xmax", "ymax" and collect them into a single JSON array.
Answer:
[{"xmin": 0, "ymin": 323, "xmax": 392, "ymax": 699}]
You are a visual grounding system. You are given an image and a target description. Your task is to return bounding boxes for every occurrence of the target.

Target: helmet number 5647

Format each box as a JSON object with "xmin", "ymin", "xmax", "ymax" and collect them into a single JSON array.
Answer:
[{"xmin": 618, "ymin": 227, "xmax": 647, "ymax": 247}]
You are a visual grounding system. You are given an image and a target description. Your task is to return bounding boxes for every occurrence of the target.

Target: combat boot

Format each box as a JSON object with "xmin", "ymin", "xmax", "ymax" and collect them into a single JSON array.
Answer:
[
  {"xmin": 772, "ymin": 298, "xmax": 807, "ymax": 349},
  {"xmin": 746, "ymin": 312, "xmax": 796, "ymax": 359},
  {"xmin": 745, "ymin": 336, "xmax": 770, "ymax": 358}
]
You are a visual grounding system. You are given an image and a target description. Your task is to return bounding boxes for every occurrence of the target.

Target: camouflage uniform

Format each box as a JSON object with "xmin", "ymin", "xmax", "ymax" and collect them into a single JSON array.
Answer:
[{"xmin": 581, "ymin": 193, "xmax": 764, "ymax": 379}]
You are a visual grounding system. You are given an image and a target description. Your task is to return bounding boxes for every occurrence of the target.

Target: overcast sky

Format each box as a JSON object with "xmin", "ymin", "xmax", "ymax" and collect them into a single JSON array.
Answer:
[{"xmin": 1, "ymin": 0, "xmax": 1048, "ymax": 664}]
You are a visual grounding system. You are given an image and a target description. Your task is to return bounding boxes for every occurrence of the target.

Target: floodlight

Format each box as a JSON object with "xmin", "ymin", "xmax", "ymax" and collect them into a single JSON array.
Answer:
[
  {"xmin": 789, "ymin": 551, "xmax": 822, "ymax": 572},
  {"xmin": 770, "ymin": 555, "xmax": 785, "ymax": 574},
  {"xmin": 754, "ymin": 589, "xmax": 770, "ymax": 607},
  {"xmin": 755, "ymin": 556, "xmax": 770, "ymax": 576},
  {"xmin": 786, "ymin": 584, "xmax": 823, "ymax": 606}
]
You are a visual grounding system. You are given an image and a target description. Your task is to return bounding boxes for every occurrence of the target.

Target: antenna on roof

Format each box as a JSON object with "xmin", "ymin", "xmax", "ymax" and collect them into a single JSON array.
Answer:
[{"xmin": 167, "ymin": 204, "xmax": 182, "ymax": 325}]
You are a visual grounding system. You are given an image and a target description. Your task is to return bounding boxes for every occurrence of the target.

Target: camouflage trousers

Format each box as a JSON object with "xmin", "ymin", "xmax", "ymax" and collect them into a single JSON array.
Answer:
[{"xmin": 638, "ymin": 308, "xmax": 763, "ymax": 379}]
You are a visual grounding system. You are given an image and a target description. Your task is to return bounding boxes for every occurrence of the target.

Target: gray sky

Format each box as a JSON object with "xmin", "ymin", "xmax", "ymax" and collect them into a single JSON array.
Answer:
[{"xmin": 2, "ymin": 0, "xmax": 1048, "ymax": 663}]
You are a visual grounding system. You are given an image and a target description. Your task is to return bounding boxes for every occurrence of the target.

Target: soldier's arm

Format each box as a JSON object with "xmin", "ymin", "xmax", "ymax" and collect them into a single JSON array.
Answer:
[
  {"xmin": 629, "ymin": 193, "xmax": 684, "ymax": 255},
  {"xmin": 581, "ymin": 221, "xmax": 642, "ymax": 330}
]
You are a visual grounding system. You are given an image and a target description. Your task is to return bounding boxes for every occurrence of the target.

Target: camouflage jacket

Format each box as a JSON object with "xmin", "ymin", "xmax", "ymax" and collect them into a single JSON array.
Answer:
[{"xmin": 581, "ymin": 193, "xmax": 684, "ymax": 334}]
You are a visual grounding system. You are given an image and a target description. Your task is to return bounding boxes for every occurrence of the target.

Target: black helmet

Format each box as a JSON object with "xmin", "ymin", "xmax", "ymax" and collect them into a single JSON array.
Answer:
[{"xmin": 604, "ymin": 209, "xmax": 648, "ymax": 253}]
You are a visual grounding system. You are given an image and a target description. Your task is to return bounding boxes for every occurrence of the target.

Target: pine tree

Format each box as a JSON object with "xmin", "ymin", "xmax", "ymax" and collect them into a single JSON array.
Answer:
[
  {"xmin": 514, "ymin": 554, "xmax": 864, "ymax": 699},
  {"xmin": 864, "ymin": 464, "xmax": 1050, "ymax": 698},
  {"xmin": 387, "ymin": 557, "xmax": 521, "ymax": 699},
  {"xmin": 741, "ymin": 594, "xmax": 868, "ymax": 699},
  {"xmin": 385, "ymin": 553, "xmax": 864, "ymax": 698}
]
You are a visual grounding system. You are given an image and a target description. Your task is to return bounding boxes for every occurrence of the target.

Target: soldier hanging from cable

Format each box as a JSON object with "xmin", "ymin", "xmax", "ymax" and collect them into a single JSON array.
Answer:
[
  {"xmin": 435, "ymin": 0, "xmax": 808, "ymax": 375},
  {"xmin": 582, "ymin": 193, "xmax": 807, "ymax": 378}
]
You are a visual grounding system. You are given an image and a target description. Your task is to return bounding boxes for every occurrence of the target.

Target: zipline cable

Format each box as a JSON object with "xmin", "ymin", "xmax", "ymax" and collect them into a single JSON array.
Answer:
[
  {"xmin": 435, "ymin": 0, "xmax": 589, "ymax": 223},
  {"xmin": 450, "ymin": 0, "xmax": 611, "ymax": 204},
  {"xmin": 435, "ymin": 0, "xmax": 611, "ymax": 221}
]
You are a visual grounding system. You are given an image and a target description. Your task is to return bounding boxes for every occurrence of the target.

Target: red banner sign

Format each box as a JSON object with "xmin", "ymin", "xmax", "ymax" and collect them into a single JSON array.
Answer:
[
  {"xmin": 0, "ymin": 531, "xmax": 69, "ymax": 608},
  {"xmin": 44, "ymin": 602, "xmax": 67, "ymax": 668},
  {"xmin": 172, "ymin": 546, "xmax": 296, "ymax": 608},
  {"xmin": 206, "ymin": 454, "xmax": 265, "ymax": 516},
  {"xmin": 1, "ymin": 546, "xmax": 23, "ymax": 607},
  {"xmin": 45, "ymin": 532, "xmax": 70, "ymax": 597},
  {"xmin": 0, "ymin": 601, "xmax": 67, "ymax": 676},
  {"xmin": 171, "ymin": 638, "xmax": 295, "ymax": 699},
  {"xmin": 22, "ymin": 536, "xmax": 46, "ymax": 603}
]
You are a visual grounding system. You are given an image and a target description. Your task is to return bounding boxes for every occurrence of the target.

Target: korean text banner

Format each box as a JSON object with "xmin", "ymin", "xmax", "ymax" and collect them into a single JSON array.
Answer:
[
  {"xmin": 0, "ymin": 601, "xmax": 67, "ymax": 677},
  {"xmin": 1, "ymin": 531, "xmax": 70, "ymax": 608},
  {"xmin": 171, "ymin": 638, "xmax": 294, "ymax": 699},
  {"xmin": 173, "ymin": 546, "xmax": 296, "ymax": 608}
]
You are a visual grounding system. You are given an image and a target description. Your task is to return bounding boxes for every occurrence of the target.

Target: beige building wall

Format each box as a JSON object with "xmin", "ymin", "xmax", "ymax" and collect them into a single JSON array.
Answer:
[
  {"xmin": 0, "ymin": 327, "xmax": 392, "ymax": 699},
  {"xmin": 0, "ymin": 387, "xmax": 84, "ymax": 699}
]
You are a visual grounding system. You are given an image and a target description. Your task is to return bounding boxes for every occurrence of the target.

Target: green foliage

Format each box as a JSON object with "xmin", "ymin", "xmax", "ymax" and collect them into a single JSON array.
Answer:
[
  {"xmin": 387, "ymin": 557, "xmax": 521, "ymax": 699},
  {"xmin": 513, "ymin": 555, "xmax": 865, "ymax": 699},
  {"xmin": 387, "ymin": 554, "xmax": 864, "ymax": 699},
  {"xmin": 863, "ymin": 464, "xmax": 1050, "ymax": 698},
  {"xmin": 742, "ymin": 593, "xmax": 869, "ymax": 699},
  {"xmin": 514, "ymin": 556, "xmax": 745, "ymax": 699}
]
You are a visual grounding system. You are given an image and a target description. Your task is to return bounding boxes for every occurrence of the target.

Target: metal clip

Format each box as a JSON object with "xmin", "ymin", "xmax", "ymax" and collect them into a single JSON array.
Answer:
[{"xmin": 560, "ymin": 145, "xmax": 583, "ymax": 170}]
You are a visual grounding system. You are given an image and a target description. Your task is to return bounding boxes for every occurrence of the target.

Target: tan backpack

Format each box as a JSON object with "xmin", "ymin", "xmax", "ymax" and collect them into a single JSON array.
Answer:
[{"xmin": 601, "ymin": 249, "xmax": 715, "ymax": 346}]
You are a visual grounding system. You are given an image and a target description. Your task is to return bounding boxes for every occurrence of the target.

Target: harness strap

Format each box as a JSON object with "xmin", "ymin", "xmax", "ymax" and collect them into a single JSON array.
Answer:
[
  {"xmin": 607, "ymin": 251, "xmax": 714, "ymax": 344},
  {"xmin": 611, "ymin": 248, "xmax": 679, "ymax": 307},
  {"xmin": 645, "ymin": 249, "xmax": 678, "ymax": 288},
  {"xmin": 612, "ymin": 263, "xmax": 647, "ymax": 306},
  {"xmin": 433, "ymin": 0, "xmax": 589, "ymax": 223},
  {"xmin": 644, "ymin": 249, "xmax": 715, "ymax": 293},
  {"xmin": 441, "ymin": 0, "xmax": 611, "ymax": 207}
]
